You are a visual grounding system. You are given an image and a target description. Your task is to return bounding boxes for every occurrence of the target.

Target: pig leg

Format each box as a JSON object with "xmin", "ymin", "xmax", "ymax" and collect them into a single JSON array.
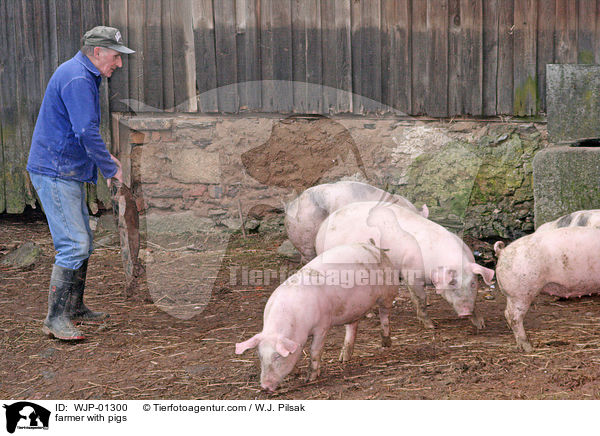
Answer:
[
  {"xmin": 299, "ymin": 247, "xmax": 315, "ymax": 264},
  {"xmin": 339, "ymin": 322, "xmax": 358, "ymax": 362},
  {"xmin": 378, "ymin": 304, "xmax": 392, "ymax": 348},
  {"xmin": 402, "ymin": 268, "xmax": 435, "ymax": 329},
  {"xmin": 504, "ymin": 296, "xmax": 533, "ymax": 353},
  {"xmin": 406, "ymin": 285, "xmax": 435, "ymax": 329},
  {"xmin": 308, "ymin": 328, "xmax": 328, "ymax": 382},
  {"xmin": 469, "ymin": 310, "xmax": 485, "ymax": 330}
]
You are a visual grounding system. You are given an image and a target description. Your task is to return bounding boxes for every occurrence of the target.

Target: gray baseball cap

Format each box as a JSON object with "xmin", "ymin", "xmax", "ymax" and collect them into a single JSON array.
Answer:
[{"xmin": 82, "ymin": 26, "xmax": 135, "ymax": 54}]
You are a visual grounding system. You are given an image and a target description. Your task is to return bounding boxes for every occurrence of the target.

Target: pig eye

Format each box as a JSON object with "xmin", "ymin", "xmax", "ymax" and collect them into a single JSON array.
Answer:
[{"xmin": 448, "ymin": 278, "xmax": 457, "ymax": 286}]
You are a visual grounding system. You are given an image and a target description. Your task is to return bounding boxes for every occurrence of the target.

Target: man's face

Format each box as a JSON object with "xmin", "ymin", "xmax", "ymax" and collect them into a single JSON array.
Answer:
[{"xmin": 93, "ymin": 47, "xmax": 122, "ymax": 77}]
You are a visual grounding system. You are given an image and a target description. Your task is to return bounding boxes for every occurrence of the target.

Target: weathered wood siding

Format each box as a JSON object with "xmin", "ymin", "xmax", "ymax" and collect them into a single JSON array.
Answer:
[{"xmin": 2, "ymin": 0, "xmax": 600, "ymax": 213}]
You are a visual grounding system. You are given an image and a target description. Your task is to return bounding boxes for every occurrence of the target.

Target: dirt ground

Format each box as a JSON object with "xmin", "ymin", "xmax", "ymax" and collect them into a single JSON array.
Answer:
[{"xmin": 2, "ymin": 209, "xmax": 600, "ymax": 400}]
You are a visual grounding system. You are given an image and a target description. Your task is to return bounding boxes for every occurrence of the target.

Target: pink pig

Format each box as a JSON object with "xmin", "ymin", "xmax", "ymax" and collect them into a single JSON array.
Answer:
[
  {"xmin": 316, "ymin": 201, "xmax": 494, "ymax": 329},
  {"xmin": 536, "ymin": 209, "xmax": 600, "ymax": 232},
  {"xmin": 284, "ymin": 181, "xmax": 428, "ymax": 262},
  {"xmin": 494, "ymin": 227, "xmax": 600, "ymax": 352},
  {"xmin": 235, "ymin": 243, "xmax": 397, "ymax": 392},
  {"xmin": 316, "ymin": 201, "xmax": 434, "ymax": 329}
]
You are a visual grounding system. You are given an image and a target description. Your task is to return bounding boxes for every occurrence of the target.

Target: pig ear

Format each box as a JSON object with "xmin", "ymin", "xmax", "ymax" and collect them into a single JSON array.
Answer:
[
  {"xmin": 471, "ymin": 264, "xmax": 495, "ymax": 286},
  {"xmin": 421, "ymin": 204, "xmax": 429, "ymax": 218},
  {"xmin": 235, "ymin": 334, "xmax": 262, "ymax": 355},
  {"xmin": 275, "ymin": 337, "xmax": 300, "ymax": 357}
]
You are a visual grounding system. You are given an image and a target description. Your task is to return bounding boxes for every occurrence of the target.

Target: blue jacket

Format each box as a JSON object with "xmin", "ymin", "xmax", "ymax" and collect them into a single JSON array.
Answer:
[{"xmin": 27, "ymin": 51, "xmax": 117, "ymax": 184}]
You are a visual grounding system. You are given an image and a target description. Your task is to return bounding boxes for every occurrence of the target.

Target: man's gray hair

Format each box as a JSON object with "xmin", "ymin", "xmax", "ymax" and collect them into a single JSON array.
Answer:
[{"xmin": 81, "ymin": 44, "xmax": 95, "ymax": 55}]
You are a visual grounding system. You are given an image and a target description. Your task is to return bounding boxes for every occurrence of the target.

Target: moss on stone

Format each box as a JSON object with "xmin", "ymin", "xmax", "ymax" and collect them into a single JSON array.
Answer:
[
  {"xmin": 398, "ymin": 141, "xmax": 481, "ymax": 225},
  {"xmin": 396, "ymin": 126, "xmax": 544, "ymax": 239}
]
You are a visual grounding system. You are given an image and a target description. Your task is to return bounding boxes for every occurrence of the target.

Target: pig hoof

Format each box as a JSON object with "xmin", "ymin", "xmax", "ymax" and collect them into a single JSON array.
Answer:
[
  {"xmin": 381, "ymin": 335, "xmax": 392, "ymax": 348},
  {"xmin": 518, "ymin": 342, "xmax": 534, "ymax": 353},
  {"xmin": 469, "ymin": 314, "xmax": 485, "ymax": 330},
  {"xmin": 420, "ymin": 317, "xmax": 436, "ymax": 329},
  {"xmin": 338, "ymin": 350, "xmax": 350, "ymax": 362}
]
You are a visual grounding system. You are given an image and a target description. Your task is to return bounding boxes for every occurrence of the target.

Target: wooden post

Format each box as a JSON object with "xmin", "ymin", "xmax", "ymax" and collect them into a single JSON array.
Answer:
[{"xmin": 111, "ymin": 114, "xmax": 144, "ymax": 297}]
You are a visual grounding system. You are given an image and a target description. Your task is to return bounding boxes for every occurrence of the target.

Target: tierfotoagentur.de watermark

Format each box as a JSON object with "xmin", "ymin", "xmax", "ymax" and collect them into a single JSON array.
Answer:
[{"xmin": 228, "ymin": 265, "xmax": 426, "ymax": 289}]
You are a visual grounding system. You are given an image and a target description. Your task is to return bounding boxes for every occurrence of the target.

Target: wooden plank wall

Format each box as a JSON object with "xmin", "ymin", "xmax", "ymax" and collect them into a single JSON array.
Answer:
[
  {"xmin": 100, "ymin": 0, "xmax": 600, "ymax": 116},
  {"xmin": 0, "ymin": 0, "xmax": 107, "ymax": 214},
  {"xmin": 4, "ymin": 0, "xmax": 600, "ymax": 213}
]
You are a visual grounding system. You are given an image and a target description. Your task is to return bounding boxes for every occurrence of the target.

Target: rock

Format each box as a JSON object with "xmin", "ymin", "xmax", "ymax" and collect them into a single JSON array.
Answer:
[
  {"xmin": 145, "ymin": 197, "xmax": 179, "ymax": 210},
  {"xmin": 173, "ymin": 119, "xmax": 217, "ymax": 130},
  {"xmin": 222, "ymin": 218, "xmax": 260, "ymax": 232},
  {"xmin": 247, "ymin": 204, "xmax": 283, "ymax": 220},
  {"xmin": 142, "ymin": 183, "xmax": 186, "ymax": 198},
  {"xmin": 449, "ymin": 121, "xmax": 479, "ymax": 132},
  {"xmin": 245, "ymin": 219, "xmax": 260, "ymax": 231},
  {"xmin": 399, "ymin": 141, "xmax": 483, "ymax": 222},
  {"xmin": 1, "ymin": 242, "xmax": 42, "ymax": 268},
  {"xmin": 221, "ymin": 217, "xmax": 242, "ymax": 230},
  {"xmin": 132, "ymin": 143, "xmax": 168, "ymax": 183},
  {"xmin": 259, "ymin": 215, "xmax": 285, "ymax": 234},
  {"xmin": 142, "ymin": 211, "xmax": 216, "ymax": 235},
  {"xmin": 170, "ymin": 149, "xmax": 221, "ymax": 184},
  {"xmin": 126, "ymin": 117, "xmax": 173, "ymax": 131},
  {"xmin": 277, "ymin": 240, "xmax": 301, "ymax": 260},
  {"xmin": 495, "ymin": 133, "xmax": 509, "ymax": 143},
  {"xmin": 396, "ymin": 127, "xmax": 543, "ymax": 240}
]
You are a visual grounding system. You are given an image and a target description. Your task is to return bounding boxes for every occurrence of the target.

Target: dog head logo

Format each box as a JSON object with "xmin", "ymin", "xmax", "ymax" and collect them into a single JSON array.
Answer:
[{"xmin": 3, "ymin": 402, "xmax": 50, "ymax": 433}]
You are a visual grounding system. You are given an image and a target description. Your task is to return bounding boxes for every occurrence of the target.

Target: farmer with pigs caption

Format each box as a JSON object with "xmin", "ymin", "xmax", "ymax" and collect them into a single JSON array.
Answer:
[{"xmin": 26, "ymin": 26, "xmax": 135, "ymax": 340}]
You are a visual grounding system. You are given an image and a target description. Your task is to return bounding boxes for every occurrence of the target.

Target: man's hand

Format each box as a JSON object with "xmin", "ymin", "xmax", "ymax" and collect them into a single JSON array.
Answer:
[{"xmin": 107, "ymin": 154, "xmax": 123, "ymax": 188}]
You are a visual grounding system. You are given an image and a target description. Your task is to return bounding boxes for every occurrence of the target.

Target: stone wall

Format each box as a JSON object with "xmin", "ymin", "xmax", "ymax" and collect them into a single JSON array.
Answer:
[{"xmin": 121, "ymin": 114, "xmax": 548, "ymax": 241}]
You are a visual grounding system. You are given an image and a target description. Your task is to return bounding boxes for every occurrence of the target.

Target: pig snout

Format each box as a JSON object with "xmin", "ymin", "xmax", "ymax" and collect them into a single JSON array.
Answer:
[
  {"xmin": 261, "ymin": 383, "xmax": 277, "ymax": 393},
  {"xmin": 436, "ymin": 286, "xmax": 476, "ymax": 319},
  {"xmin": 260, "ymin": 377, "xmax": 281, "ymax": 393},
  {"xmin": 453, "ymin": 300, "xmax": 474, "ymax": 318},
  {"xmin": 453, "ymin": 301, "xmax": 475, "ymax": 318}
]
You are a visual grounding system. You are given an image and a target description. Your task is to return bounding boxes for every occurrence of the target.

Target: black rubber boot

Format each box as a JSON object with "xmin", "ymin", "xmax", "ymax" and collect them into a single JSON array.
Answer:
[
  {"xmin": 42, "ymin": 264, "xmax": 85, "ymax": 340},
  {"xmin": 69, "ymin": 258, "xmax": 109, "ymax": 323}
]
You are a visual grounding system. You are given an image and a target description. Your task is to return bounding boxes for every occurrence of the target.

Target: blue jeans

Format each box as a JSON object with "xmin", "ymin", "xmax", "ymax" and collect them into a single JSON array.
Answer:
[{"xmin": 29, "ymin": 172, "xmax": 94, "ymax": 270}]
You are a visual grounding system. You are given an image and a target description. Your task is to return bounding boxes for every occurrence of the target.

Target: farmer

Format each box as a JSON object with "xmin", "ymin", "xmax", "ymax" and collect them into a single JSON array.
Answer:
[{"xmin": 26, "ymin": 26, "xmax": 135, "ymax": 340}]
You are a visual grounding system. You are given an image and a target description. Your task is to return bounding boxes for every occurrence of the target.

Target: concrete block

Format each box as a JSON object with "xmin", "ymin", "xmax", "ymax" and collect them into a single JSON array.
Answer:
[
  {"xmin": 546, "ymin": 64, "xmax": 600, "ymax": 143},
  {"xmin": 533, "ymin": 146, "xmax": 600, "ymax": 228}
]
